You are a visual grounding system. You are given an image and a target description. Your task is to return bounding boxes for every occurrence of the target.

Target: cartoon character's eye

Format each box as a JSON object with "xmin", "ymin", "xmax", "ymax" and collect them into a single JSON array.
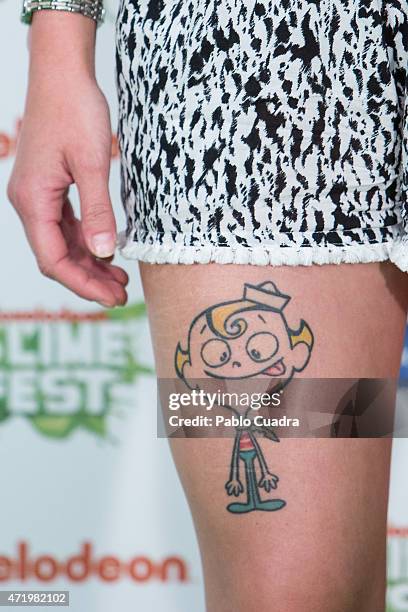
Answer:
[
  {"xmin": 246, "ymin": 332, "xmax": 279, "ymax": 363},
  {"xmin": 201, "ymin": 339, "xmax": 231, "ymax": 368}
]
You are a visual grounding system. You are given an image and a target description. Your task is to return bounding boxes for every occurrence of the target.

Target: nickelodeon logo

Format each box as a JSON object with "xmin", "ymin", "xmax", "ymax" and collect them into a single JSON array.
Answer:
[
  {"xmin": 0, "ymin": 542, "xmax": 188, "ymax": 583},
  {"xmin": 0, "ymin": 120, "xmax": 120, "ymax": 161}
]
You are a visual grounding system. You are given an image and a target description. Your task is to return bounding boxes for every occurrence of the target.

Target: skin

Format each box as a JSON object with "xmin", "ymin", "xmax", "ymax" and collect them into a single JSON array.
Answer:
[
  {"xmin": 141, "ymin": 261, "xmax": 408, "ymax": 612},
  {"xmin": 7, "ymin": 11, "xmax": 408, "ymax": 612},
  {"xmin": 7, "ymin": 13, "xmax": 128, "ymax": 307}
]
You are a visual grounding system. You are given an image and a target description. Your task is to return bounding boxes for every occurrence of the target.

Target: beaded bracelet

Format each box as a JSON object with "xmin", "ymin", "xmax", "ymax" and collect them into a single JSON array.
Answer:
[{"xmin": 21, "ymin": 0, "xmax": 105, "ymax": 25}]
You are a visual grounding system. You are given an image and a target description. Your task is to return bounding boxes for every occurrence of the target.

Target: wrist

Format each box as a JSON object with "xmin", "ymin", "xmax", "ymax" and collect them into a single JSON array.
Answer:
[{"xmin": 29, "ymin": 11, "xmax": 96, "ymax": 81}]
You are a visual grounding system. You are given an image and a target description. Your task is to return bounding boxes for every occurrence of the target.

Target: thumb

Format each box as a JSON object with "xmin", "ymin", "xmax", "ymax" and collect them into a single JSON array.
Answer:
[{"xmin": 76, "ymin": 169, "xmax": 117, "ymax": 258}]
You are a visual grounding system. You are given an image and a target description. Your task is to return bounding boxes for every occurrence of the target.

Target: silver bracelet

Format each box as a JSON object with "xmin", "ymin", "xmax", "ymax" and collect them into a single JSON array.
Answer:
[{"xmin": 21, "ymin": 0, "xmax": 105, "ymax": 25}]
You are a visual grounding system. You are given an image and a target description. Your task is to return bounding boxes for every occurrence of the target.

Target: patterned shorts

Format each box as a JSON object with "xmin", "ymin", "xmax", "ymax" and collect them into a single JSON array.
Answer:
[{"xmin": 115, "ymin": 0, "xmax": 408, "ymax": 269}]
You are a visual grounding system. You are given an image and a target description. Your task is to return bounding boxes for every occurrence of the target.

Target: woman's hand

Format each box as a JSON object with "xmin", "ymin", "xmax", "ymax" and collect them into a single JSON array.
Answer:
[{"xmin": 7, "ymin": 12, "xmax": 128, "ymax": 308}]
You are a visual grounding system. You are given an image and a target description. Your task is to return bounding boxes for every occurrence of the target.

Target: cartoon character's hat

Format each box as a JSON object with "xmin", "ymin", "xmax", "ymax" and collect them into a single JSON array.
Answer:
[{"xmin": 243, "ymin": 281, "xmax": 290, "ymax": 312}]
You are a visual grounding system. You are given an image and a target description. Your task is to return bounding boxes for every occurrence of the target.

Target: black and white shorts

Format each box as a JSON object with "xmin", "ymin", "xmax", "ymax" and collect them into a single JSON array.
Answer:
[{"xmin": 115, "ymin": 0, "xmax": 408, "ymax": 270}]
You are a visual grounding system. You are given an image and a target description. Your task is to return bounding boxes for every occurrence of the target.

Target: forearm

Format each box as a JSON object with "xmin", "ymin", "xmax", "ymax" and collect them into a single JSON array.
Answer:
[
  {"xmin": 21, "ymin": 11, "xmax": 103, "ymax": 158},
  {"xmin": 28, "ymin": 12, "xmax": 97, "ymax": 86}
]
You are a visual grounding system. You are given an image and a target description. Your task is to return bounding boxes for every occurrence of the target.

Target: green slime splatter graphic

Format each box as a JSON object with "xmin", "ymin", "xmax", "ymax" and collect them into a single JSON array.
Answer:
[{"xmin": 0, "ymin": 302, "xmax": 153, "ymax": 439}]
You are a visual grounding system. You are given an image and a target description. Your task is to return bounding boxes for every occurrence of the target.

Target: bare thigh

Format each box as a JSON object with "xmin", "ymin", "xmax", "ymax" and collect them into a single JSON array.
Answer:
[{"xmin": 140, "ymin": 261, "xmax": 408, "ymax": 612}]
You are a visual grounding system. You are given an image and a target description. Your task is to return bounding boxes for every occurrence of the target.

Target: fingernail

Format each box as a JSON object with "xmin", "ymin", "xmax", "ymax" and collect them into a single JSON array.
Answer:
[
  {"xmin": 91, "ymin": 232, "xmax": 116, "ymax": 258},
  {"xmin": 100, "ymin": 301, "xmax": 113, "ymax": 308}
]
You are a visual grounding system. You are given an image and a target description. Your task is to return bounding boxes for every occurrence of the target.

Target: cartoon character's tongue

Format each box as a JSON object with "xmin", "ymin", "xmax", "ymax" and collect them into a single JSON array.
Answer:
[{"xmin": 263, "ymin": 358, "xmax": 286, "ymax": 377}]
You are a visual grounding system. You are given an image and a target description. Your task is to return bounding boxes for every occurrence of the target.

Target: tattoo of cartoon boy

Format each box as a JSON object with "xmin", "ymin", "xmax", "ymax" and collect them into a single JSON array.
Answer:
[{"xmin": 175, "ymin": 281, "xmax": 314, "ymax": 514}]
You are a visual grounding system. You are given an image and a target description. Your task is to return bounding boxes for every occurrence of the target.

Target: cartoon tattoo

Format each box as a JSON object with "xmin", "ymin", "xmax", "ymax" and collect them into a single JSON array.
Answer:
[{"xmin": 175, "ymin": 281, "xmax": 314, "ymax": 514}]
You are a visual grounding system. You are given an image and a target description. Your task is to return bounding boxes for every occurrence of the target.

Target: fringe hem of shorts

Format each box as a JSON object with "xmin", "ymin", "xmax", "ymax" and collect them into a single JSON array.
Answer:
[{"xmin": 118, "ymin": 231, "xmax": 408, "ymax": 272}]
